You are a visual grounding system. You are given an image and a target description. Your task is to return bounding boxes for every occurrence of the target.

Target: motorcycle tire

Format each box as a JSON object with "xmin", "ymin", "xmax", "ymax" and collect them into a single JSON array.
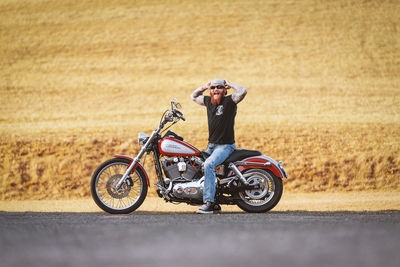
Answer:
[
  {"xmin": 235, "ymin": 169, "xmax": 283, "ymax": 213},
  {"xmin": 90, "ymin": 158, "xmax": 148, "ymax": 214}
]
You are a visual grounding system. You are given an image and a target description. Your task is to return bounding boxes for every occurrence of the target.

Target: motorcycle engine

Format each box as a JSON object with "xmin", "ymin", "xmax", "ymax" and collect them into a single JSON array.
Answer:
[
  {"xmin": 172, "ymin": 178, "xmax": 204, "ymax": 200},
  {"xmin": 161, "ymin": 157, "xmax": 203, "ymax": 200}
]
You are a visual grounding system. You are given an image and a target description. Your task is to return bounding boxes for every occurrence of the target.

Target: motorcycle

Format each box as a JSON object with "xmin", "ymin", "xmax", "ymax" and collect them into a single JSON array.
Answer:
[{"xmin": 90, "ymin": 99, "xmax": 287, "ymax": 214}]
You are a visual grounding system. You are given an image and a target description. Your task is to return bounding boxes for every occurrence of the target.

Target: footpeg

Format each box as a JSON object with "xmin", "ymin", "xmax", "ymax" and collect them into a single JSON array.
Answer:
[
  {"xmin": 227, "ymin": 179, "xmax": 238, "ymax": 188},
  {"xmin": 154, "ymin": 182, "xmax": 172, "ymax": 201}
]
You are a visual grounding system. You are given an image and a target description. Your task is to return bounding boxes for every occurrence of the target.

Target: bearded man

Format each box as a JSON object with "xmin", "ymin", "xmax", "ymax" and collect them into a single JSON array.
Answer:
[{"xmin": 191, "ymin": 79, "xmax": 247, "ymax": 214}]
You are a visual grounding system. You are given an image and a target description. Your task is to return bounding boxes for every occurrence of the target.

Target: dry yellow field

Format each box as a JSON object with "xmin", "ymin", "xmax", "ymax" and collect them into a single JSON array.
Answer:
[{"xmin": 0, "ymin": 0, "xmax": 399, "ymax": 203}]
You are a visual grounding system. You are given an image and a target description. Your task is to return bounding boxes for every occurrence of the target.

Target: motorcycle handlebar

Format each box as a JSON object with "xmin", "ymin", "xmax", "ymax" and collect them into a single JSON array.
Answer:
[
  {"xmin": 173, "ymin": 109, "xmax": 186, "ymax": 121},
  {"xmin": 161, "ymin": 109, "xmax": 185, "ymax": 128}
]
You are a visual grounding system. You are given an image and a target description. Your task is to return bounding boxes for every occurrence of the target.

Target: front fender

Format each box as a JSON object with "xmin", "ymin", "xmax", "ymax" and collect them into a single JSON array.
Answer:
[
  {"xmin": 237, "ymin": 155, "xmax": 288, "ymax": 179},
  {"xmin": 113, "ymin": 154, "xmax": 150, "ymax": 186}
]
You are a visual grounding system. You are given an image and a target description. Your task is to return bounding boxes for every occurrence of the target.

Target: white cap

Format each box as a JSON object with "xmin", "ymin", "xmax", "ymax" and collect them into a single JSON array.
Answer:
[{"xmin": 210, "ymin": 79, "xmax": 225, "ymax": 87}]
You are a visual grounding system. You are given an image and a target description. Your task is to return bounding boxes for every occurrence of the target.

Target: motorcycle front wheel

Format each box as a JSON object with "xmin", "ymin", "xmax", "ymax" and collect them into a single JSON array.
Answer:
[
  {"xmin": 235, "ymin": 169, "xmax": 283, "ymax": 213},
  {"xmin": 90, "ymin": 158, "xmax": 148, "ymax": 214}
]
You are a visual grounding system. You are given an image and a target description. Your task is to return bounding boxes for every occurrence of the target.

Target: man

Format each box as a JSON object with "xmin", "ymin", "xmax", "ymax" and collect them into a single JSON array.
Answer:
[{"xmin": 191, "ymin": 79, "xmax": 247, "ymax": 214}]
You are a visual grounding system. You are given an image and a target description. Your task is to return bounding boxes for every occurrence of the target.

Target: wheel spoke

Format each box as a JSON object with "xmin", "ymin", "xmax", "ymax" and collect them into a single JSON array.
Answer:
[
  {"xmin": 239, "ymin": 170, "xmax": 276, "ymax": 206},
  {"xmin": 94, "ymin": 161, "xmax": 146, "ymax": 211}
]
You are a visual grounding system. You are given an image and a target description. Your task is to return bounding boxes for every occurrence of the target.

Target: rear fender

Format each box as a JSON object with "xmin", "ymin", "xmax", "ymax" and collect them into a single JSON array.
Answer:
[
  {"xmin": 235, "ymin": 155, "xmax": 287, "ymax": 179},
  {"xmin": 113, "ymin": 155, "xmax": 150, "ymax": 186}
]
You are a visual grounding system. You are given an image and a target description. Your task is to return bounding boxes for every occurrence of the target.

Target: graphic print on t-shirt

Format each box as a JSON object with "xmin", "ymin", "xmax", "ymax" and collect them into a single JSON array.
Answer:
[{"xmin": 216, "ymin": 105, "xmax": 224, "ymax": 116}]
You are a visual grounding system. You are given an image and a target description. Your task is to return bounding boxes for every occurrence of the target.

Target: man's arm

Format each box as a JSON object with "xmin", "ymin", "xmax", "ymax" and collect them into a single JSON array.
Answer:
[
  {"xmin": 225, "ymin": 80, "xmax": 247, "ymax": 104},
  {"xmin": 191, "ymin": 82, "xmax": 210, "ymax": 106}
]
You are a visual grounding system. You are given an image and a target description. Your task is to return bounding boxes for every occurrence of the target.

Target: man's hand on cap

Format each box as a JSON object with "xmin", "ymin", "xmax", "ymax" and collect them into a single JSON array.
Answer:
[{"xmin": 224, "ymin": 80, "xmax": 233, "ymax": 89}]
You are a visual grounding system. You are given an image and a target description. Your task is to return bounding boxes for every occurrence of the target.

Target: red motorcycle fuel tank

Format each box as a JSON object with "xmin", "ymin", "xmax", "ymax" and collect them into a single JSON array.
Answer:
[{"xmin": 159, "ymin": 137, "xmax": 200, "ymax": 156}]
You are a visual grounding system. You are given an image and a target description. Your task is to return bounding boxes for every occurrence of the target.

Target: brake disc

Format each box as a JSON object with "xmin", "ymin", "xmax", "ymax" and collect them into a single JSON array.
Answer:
[{"xmin": 106, "ymin": 174, "xmax": 131, "ymax": 199}]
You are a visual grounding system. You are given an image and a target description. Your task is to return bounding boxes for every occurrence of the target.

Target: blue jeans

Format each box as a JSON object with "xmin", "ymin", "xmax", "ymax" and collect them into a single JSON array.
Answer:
[{"xmin": 203, "ymin": 143, "xmax": 236, "ymax": 203}]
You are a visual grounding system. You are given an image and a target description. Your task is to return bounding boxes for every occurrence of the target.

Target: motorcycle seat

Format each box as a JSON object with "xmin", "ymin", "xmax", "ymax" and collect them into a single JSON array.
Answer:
[
  {"xmin": 224, "ymin": 149, "xmax": 262, "ymax": 163},
  {"xmin": 201, "ymin": 149, "xmax": 262, "ymax": 163}
]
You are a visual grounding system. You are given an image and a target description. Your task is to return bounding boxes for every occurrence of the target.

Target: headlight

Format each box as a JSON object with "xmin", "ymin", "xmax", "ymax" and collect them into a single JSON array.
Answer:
[{"xmin": 138, "ymin": 133, "xmax": 149, "ymax": 146}]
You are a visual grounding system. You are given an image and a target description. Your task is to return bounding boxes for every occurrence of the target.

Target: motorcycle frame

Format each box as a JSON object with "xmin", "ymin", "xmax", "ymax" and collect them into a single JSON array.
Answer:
[{"xmin": 114, "ymin": 143, "xmax": 287, "ymax": 204}]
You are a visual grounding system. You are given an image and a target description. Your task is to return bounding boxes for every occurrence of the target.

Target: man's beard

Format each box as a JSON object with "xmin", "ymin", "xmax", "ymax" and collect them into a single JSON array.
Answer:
[{"xmin": 210, "ymin": 91, "xmax": 224, "ymax": 105}]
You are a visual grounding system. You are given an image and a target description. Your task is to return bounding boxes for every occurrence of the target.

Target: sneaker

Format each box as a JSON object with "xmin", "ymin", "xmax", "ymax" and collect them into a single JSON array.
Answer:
[{"xmin": 196, "ymin": 201, "xmax": 214, "ymax": 214}]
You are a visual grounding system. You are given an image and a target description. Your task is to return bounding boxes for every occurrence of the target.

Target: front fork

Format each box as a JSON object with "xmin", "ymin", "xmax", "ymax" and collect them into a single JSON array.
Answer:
[{"xmin": 114, "ymin": 129, "xmax": 160, "ymax": 189}]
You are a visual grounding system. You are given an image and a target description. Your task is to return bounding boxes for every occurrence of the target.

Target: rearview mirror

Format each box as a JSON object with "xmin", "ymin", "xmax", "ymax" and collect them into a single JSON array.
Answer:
[{"xmin": 171, "ymin": 98, "xmax": 182, "ymax": 109}]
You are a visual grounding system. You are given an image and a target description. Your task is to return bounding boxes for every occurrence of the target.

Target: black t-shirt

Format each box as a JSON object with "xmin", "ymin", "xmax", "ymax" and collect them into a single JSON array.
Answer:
[{"xmin": 204, "ymin": 95, "xmax": 237, "ymax": 144}]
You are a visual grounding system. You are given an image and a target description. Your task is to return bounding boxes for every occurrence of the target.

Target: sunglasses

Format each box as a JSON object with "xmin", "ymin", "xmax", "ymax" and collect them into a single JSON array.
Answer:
[{"xmin": 210, "ymin": 85, "xmax": 225, "ymax": 90}]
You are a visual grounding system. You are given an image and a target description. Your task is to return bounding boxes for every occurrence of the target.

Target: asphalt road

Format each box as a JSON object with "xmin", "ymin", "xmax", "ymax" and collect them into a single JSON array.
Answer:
[{"xmin": 0, "ymin": 211, "xmax": 399, "ymax": 267}]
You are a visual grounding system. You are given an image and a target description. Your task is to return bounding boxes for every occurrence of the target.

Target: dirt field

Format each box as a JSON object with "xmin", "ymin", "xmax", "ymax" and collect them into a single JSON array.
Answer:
[
  {"xmin": 0, "ymin": 0, "xmax": 399, "ymax": 200},
  {"xmin": 1, "ymin": 192, "xmax": 400, "ymax": 212}
]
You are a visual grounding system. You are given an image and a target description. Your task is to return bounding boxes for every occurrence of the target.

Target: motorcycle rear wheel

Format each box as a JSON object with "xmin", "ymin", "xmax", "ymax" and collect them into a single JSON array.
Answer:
[
  {"xmin": 235, "ymin": 169, "xmax": 283, "ymax": 213},
  {"xmin": 90, "ymin": 158, "xmax": 148, "ymax": 214}
]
